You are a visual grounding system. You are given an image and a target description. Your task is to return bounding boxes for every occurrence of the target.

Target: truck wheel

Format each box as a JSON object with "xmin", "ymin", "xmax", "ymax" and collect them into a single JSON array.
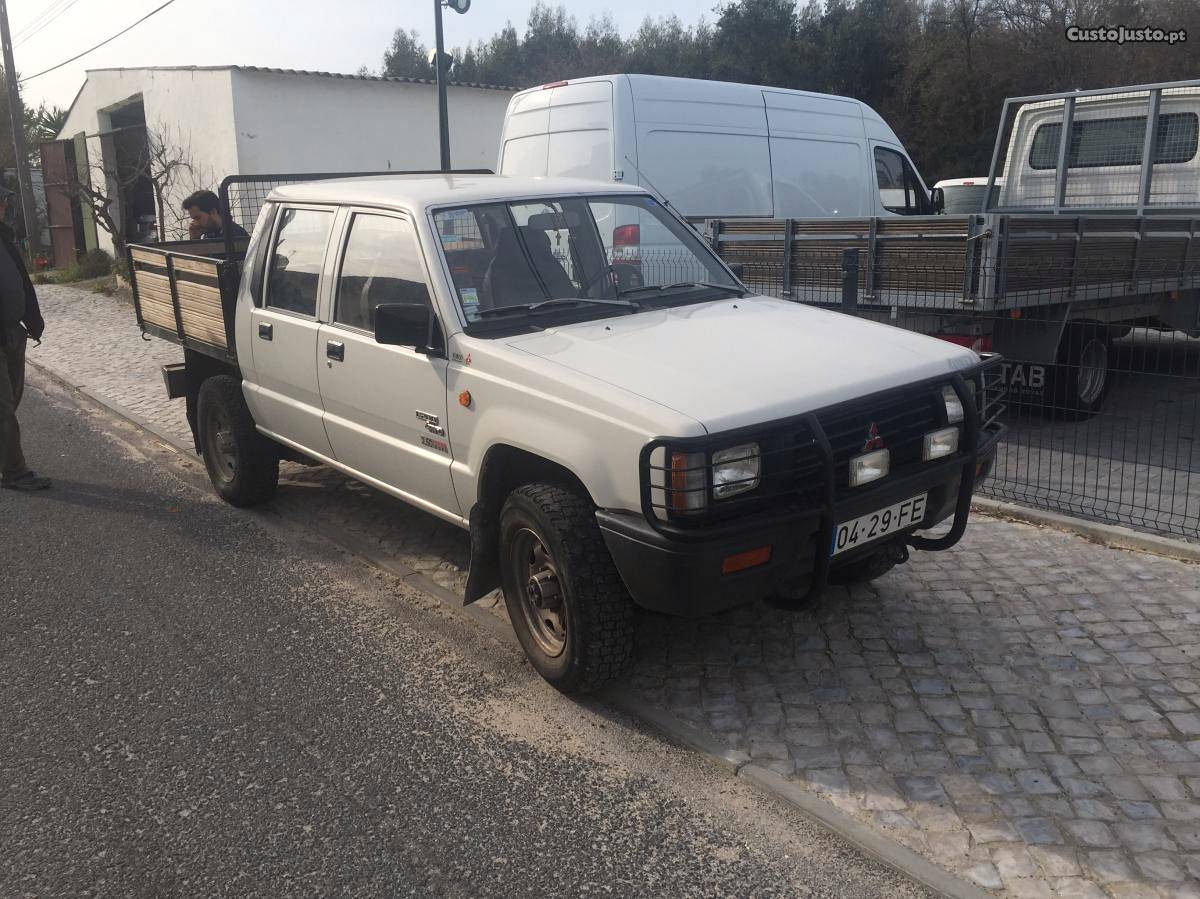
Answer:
[
  {"xmin": 499, "ymin": 484, "xmax": 635, "ymax": 694},
  {"xmin": 197, "ymin": 375, "xmax": 279, "ymax": 507},
  {"xmin": 1048, "ymin": 323, "xmax": 1111, "ymax": 421}
]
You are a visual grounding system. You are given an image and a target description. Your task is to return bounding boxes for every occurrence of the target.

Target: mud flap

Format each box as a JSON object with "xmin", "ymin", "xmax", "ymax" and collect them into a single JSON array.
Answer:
[{"xmin": 464, "ymin": 503, "xmax": 500, "ymax": 605}]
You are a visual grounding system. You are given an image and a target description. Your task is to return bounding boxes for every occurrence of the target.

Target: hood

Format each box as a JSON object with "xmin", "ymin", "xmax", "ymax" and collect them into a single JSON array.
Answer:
[{"xmin": 506, "ymin": 295, "xmax": 978, "ymax": 433}]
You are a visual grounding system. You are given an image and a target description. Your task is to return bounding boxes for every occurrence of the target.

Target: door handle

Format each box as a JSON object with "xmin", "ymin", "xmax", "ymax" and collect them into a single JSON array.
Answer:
[
  {"xmin": 258, "ymin": 322, "xmax": 273, "ymax": 341},
  {"xmin": 326, "ymin": 340, "xmax": 345, "ymax": 362}
]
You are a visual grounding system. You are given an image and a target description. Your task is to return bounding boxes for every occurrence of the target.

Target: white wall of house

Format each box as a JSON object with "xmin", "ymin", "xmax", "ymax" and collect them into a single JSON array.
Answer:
[
  {"xmin": 230, "ymin": 70, "xmax": 511, "ymax": 174},
  {"xmin": 57, "ymin": 68, "xmax": 240, "ymax": 255},
  {"xmin": 55, "ymin": 66, "xmax": 513, "ymax": 257}
]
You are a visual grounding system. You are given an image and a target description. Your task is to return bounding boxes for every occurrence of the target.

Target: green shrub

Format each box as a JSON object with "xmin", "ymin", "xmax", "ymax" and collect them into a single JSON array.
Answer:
[
  {"xmin": 49, "ymin": 249, "xmax": 113, "ymax": 283},
  {"xmin": 71, "ymin": 249, "xmax": 113, "ymax": 280}
]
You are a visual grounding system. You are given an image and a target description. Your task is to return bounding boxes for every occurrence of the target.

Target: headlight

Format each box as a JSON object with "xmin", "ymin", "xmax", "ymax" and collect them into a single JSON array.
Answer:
[
  {"xmin": 712, "ymin": 443, "xmax": 760, "ymax": 499},
  {"xmin": 943, "ymin": 385, "xmax": 965, "ymax": 424},
  {"xmin": 923, "ymin": 427, "xmax": 960, "ymax": 461},
  {"xmin": 849, "ymin": 449, "xmax": 889, "ymax": 487}
]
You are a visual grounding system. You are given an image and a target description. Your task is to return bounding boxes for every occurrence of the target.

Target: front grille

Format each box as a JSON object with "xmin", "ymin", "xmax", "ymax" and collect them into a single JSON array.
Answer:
[
  {"xmin": 816, "ymin": 386, "xmax": 945, "ymax": 497},
  {"xmin": 642, "ymin": 358, "xmax": 1006, "ymax": 533}
]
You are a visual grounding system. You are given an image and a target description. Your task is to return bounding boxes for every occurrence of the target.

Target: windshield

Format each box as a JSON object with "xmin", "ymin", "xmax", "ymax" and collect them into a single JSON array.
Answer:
[{"xmin": 432, "ymin": 194, "xmax": 739, "ymax": 330}]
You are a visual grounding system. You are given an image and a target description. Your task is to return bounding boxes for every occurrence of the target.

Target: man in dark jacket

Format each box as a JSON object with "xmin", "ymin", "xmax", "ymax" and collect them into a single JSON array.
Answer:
[
  {"xmin": 0, "ymin": 187, "xmax": 50, "ymax": 491},
  {"xmin": 183, "ymin": 190, "xmax": 249, "ymax": 242}
]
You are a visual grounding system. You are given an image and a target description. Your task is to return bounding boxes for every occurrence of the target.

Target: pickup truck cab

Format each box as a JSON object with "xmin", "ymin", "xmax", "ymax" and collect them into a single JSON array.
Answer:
[{"xmin": 131, "ymin": 173, "xmax": 1005, "ymax": 693}]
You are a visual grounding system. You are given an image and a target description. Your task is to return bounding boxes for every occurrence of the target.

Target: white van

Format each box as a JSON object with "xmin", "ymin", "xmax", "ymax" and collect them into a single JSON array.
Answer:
[
  {"xmin": 932, "ymin": 177, "xmax": 1004, "ymax": 214},
  {"xmin": 498, "ymin": 75, "xmax": 936, "ymax": 220}
]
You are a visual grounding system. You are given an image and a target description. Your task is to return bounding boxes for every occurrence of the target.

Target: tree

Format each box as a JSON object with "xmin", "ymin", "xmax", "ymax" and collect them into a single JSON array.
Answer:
[
  {"xmin": 383, "ymin": 27, "xmax": 434, "ymax": 79},
  {"xmin": 27, "ymin": 103, "xmax": 67, "ymax": 146},
  {"xmin": 46, "ymin": 123, "xmax": 206, "ymax": 262},
  {"xmin": 711, "ymin": 0, "xmax": 800, "ymax": 87}
]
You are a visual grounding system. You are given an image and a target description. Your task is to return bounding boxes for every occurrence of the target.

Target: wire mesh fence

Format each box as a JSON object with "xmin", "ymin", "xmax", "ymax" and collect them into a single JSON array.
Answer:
[{"xmin": 699, "ymin": 216, "xmax": 1200, "ymax": 540}]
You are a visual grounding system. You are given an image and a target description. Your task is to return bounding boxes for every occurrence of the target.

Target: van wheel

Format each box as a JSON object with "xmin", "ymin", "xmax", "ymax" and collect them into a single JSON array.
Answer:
[
  {"xmin": 197, "ymin": 375, "xmax": 279, "ymax": 507},
  {"xmin": 499, "ymin": 484, "xmax": 635, "ymax": 694},
  {"xmin": 1047, "ymin": 323, "xmax": 1111, "ymax": 421}
]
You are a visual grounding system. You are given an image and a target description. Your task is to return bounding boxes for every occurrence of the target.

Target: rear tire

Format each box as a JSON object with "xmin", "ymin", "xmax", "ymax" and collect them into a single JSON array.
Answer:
[
  {"xmin": 197, "ymin": 375, "xmax": 279, "ymax": 507},
  {"xmin": 1046, "ymin": 323, "xmax": 1111, "ymax": 421},
  {"xmin": 499, "ymin": 484, "xmax": 635, "ymax": 694}
]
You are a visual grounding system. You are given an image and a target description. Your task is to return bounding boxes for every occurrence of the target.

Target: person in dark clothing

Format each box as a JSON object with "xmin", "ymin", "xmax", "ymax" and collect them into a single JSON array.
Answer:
[
  {"xmin": 182, "ymin": 190, "xmax": 250, "ymax": 242},
  {"xmin": 0, "ymin": 187, "xmax": 50, "ymax": 491}
]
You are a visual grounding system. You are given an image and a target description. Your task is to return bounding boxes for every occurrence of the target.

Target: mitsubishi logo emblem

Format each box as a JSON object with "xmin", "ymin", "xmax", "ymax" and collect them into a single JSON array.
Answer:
[{"xmin": 863, "ymin": 422, "xmax": 885, "ymax": 452}]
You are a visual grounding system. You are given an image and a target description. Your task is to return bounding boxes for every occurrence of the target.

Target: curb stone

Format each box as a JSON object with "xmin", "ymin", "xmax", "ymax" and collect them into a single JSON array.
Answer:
[
  {"xmin": 30, "ymin": 362, "xmax": 1001, "ymax": 899},
  {"xmin": 972, "ymin": 496, "xmax": 1200, "ymax": 563}
]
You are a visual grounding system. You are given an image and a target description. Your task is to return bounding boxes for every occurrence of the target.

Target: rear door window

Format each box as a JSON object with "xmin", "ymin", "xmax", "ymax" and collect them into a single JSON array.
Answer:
[{"xmin": 265, "ymin": 208, "xmax": 334, "ymax": 317}]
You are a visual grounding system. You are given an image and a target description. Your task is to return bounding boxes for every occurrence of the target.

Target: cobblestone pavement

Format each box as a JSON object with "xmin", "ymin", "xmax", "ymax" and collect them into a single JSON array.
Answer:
[
  {"xmin": 31, "ymin": 286, "xmax": 192, "ymax": 445},
  {"xmin": 28, "ymin": 285, "xmax": 1200, "ymax": 898}
]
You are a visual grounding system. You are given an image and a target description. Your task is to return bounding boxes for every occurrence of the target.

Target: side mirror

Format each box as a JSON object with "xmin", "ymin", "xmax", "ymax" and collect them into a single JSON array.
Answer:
[
  {"xmin": 930, "ymin": 187, "xmax": 945, "ymax": 214},
  {"xmin": 375, "ymin": 303, "xmax": 442, "ymax": 355},
  {"xmin": 727, "ymin": 262, "xmax": 745, "ymax": 279}
]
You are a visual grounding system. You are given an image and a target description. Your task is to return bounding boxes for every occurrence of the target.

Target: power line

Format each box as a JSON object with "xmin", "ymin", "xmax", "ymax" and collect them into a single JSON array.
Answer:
[
  {"xmin": 12, "ymin": 0, "xmax": 75, "ymax": 42},
  {"xmin": 18, "ymin": 0, "xmax": 178, "ymax": 84},
  {"xmin": 15, "ymin": 0, "xmax": 83, "ymax": 48}
]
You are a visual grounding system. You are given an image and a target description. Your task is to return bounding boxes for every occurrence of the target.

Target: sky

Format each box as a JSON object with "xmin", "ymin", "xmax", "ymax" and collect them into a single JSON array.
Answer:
[{"xmin": 9, "ymin": 0, "xmax": 715, "ymax": 112}]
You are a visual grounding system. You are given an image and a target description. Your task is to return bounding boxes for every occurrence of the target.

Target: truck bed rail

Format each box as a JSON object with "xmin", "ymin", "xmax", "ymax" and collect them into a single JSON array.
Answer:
[
  {"xmin": 699, "ymin": 213, "xmax": 1200, "ymax": 312},
  {"xmin": 129, "ymin": 241, "xmax": 244, "ymax": 362}
]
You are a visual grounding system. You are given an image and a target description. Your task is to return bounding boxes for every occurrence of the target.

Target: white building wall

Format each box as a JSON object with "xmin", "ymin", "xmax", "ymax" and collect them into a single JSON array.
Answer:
[
  {"xmin": 54, "ymin": 67, "xmax": 513, "ymax": 256},
  {"xmin": 57, "ymin": 68, "xmax": 239, "ymax": 254},
  {"xmin": 230, "ymin": 70, "xmax": 511, "ymax": 174}
]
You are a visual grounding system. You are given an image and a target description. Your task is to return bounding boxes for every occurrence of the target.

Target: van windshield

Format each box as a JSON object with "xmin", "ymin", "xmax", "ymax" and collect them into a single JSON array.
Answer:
[{"xmin": 431, "ymin": 194, "xmax": 740, "ymax": 331}]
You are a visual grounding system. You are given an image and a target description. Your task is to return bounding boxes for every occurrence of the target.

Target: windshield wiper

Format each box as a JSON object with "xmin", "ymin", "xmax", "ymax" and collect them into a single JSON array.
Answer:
[
  {"xmin": 477, "ymin": 297, "xmax": 640, "ymax": 318},
  {"xmin": 618, "ymin": 281, "xmax": 745, "ymax": 297}
]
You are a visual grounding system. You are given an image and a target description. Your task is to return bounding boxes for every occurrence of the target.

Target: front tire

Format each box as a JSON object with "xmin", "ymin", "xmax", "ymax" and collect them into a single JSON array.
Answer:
[
  {"xmin": 499, "ymin": 484, "xmax": 635, "ymax": 694},
  {"xmin": 197, "ymin": 375, "xmax": 279, "ymax": 507}
]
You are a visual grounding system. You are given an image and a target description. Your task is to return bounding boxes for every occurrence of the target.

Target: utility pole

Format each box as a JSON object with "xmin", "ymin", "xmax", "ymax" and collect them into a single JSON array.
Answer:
[
  {"xmin": 432, "ymin": 0, "xmax": 470, "ymax": 173},
  {"xmin": 433, "ymin": 0, "xmax": 450, "ymax": 171},
  {"xmin": 0, "ymin": 0, "xmax": 42, "ymax": 255}
]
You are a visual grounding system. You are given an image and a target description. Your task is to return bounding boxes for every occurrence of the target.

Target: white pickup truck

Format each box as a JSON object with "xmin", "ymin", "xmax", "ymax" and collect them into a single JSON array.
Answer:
[{"xmin": 128, "ymin": 173, "xmax": 1005, "ymax": 693}]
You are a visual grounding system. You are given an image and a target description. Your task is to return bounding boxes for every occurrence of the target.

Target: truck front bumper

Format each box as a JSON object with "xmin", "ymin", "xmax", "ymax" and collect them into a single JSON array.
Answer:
[{"xmin": 597, "ymin": 416, "xmax": 1003, "ymax": 619}]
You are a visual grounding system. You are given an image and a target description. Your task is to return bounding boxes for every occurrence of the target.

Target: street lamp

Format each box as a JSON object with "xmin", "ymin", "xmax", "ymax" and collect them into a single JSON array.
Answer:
[{"xmin": 434, "ymin": 0, "xmax": 471, "ymax": 171}]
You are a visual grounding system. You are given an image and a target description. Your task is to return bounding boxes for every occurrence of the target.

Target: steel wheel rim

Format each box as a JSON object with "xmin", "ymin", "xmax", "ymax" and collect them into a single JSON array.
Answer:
[
  {"xmin": 205, "ymin": 406, "xmax": 238, "ymax": 482},
  {"xmin": 511, "ymin": 527, "xmax": 567, "ymax": 658},
  {"xmin": 1077, "ymin": 338, "xmax": 1108, "ymax": 405}
]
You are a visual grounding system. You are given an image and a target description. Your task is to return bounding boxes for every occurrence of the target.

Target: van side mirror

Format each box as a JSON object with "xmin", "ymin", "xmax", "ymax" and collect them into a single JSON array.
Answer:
[
  {"xmin": 727, "ymin": 262, "xmax": 745, "ymax": 279},
  {"xmin": 375, "ymin": 303, "xmax": 442, "ymax": 356},
  {"xmin": 930, "ymin": 187, "xmax": 945, "ymax": 214}
]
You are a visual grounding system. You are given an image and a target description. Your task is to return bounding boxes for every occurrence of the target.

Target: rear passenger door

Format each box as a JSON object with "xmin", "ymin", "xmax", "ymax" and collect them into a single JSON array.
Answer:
[
  {"xmin": 316, "ymin": 210, "xmax": 460, "ymax": 519},
  {"xmin": 245, "ymin": 205, "xmax": 336, "ymax": 458}
]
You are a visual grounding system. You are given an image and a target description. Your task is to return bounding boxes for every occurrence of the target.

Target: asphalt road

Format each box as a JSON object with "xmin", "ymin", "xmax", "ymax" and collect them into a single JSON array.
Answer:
[{"xmin": 1, "ymin": 376, "xmax": 933, "ymax": 899}]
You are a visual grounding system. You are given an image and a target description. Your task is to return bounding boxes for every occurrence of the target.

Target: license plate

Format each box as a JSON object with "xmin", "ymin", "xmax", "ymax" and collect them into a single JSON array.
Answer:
[{"xmin": 831, "ymin": 493, "xmax": 927, "ymax": 557}]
